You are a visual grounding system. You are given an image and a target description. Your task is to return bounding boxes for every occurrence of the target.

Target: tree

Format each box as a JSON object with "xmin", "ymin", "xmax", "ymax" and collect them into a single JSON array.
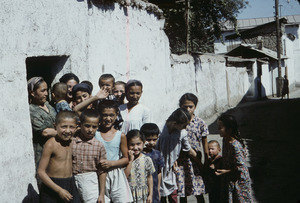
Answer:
[{"xmin": 161, "ymin": 0, "xmax": 248, "ymax": 53}]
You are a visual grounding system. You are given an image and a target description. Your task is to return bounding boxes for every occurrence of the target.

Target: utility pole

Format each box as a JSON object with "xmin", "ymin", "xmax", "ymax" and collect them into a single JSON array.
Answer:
[
  {"xmin": 185, "ymin": 0, "xmax": 190, "ymax": 54},
  {"xmin": 275, "ymin": 0, "xmax": 283, "ymax": 96}
]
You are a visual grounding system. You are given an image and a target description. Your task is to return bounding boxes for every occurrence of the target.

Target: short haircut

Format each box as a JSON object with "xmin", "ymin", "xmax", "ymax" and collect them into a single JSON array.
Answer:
[
  {"xmin": 80, "ymin": 109, "xmax": 100, "ymax": 123},
  {"xmin": 56, "ymin": 111, "xmax": 77, "ymax": 125},
  {"xmin": 98, "ymin": 100, "xmax": 119, "ymax": 115},
  {"xmin": 167, "ymin": 108, "xmax": 191, "ymax": 124},
  {"xmin": 52, "ymin": 82, "xmax": 68, "ymax": 100},
  {"xmin": 179, "ymin": 93, "xmax": 198, "ymax": 107},
  {"xmin": 72, "ymin": 83, "xmax": 92, "ymax": 99},
  {"xmin": 126, "ymin": 129, "xmax": 145, "ymax": 144},
  {"xmin": 59, "ymin": 73, "xmax": 80, "ymax": 84},
  {"xmin": 98, "ymin": 74, "xmax": 115, "ymax": 87},
  {"xmin": 114, "ymin": 81, "xmax": 126, "ymax": 87},
  {"xmin": 208, "ymin": 140, "xmax": 221, "ymax": 149},
  {"xmin": 81, "ymin": 80, "xmax": 93, "ymax": 93},
  {"xmin": 140, "ymin": 123, "xmax": 160, "ymax": 137},
  {"xmin": 125, "ymin": 79, "xmax": 143, "ymax": 93}
]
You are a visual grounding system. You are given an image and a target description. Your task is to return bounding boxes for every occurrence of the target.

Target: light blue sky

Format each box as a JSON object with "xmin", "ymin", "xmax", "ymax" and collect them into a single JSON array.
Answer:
[{"xmin": 237, "ymin": 0, "xmax": 300, "ymax": 19}]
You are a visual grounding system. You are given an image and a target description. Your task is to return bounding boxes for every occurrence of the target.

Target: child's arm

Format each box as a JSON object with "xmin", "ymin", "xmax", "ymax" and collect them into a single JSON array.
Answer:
[
  {"xmin": 147, "ymin": 174, "xmax": 153, "ymax": 203},
  {"xmin": 38, "ymin": 139, "xmax": 73, "ymax": 202},
  {"xmin": 100, "ymin": 133, "xmax": 129, "ymax": 170},
  {"xmin": 124, "ymin": 150, "xmax": 134, "ymax": 177},
  {"xmin": 202, "ymin": 136, "xmax": 209, "ymax": 164},
  {"xmin": 158, "ymin": 172, "xmax": 162, "ymax": 200},
  {"xmin": 188, "ymin": 148, "xmax": 203, "ymax": 168},
  {"xmin": 73, "ymin": 87, "xmax": 109, "ymax": 116},
  {"xmin": 41, "ymin": 128, "xmax": 57, "ymax": 138},
  {"xmin": 97, "ymin": 172, "xmax": 106, "ymax": 203}
]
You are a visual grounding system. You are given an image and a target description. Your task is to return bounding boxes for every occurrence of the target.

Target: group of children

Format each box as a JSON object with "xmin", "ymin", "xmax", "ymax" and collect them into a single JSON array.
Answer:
[{"xmin": 28, "ymin": 73, "xmax": 253, "ymax": 203}]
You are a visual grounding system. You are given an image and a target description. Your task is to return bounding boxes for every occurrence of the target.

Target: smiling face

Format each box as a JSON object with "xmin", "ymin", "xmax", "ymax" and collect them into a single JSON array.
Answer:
[
  {"xmin": 75, "ymin": 91, "xmax": 90, "ymax": 104},
  {"xmin": 128, "ymin": 136, "xmax": 144, "ymax": 157},
  {"xmin": 126, "ymin": 85, "xmax": 142, "ymax": 105},
  {"xmin": 55, "ymin": 118, "xmax": 77, "ymax": 141},
  {"xmin": 113, "ymin": 84, "xmax": 125, "ymax": 102},
  {"xmin": 100, "ymin": 108, "xmax": 117, "ymax": 129},
  {"xmin": 80, "ymin": 117, "xmax": 99, "ymax": 140},
  {"xmin": 66, "ymin": 79, "xmax": 78, "ymax": 100},
  {"xmin": 31, "ymin": 81, "xmax": 48, "ymax": 105}
]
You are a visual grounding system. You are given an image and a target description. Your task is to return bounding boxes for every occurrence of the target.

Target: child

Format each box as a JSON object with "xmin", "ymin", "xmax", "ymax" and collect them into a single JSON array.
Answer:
[
  {"xmin": 113, "ymin": 81, "xmax": 126, "ymax": 104},
  {"xmin": 95, "ymin": 100, "xmax": 133, "ymax": 202},
  {"xmin": 81, "ymin": 80, "xmax": 94, "ymax": 95},
  {"xmin": 207, "ymin": 140, "xmax": 223, "ymax": 203},
  {"xmin": 141, "ymin": 123, "xmax": 165, "ymax": 203},
  {"xmin": 72, "ymin": 83, "xmax": 93, "ymax": 106},
  {"xmin": 119, "ymin": 80, "xmax": 151, "ymax": 134},
  {"xmin": 125, "ymin": 130, "xmax": 155, "ymax": 203},
  {"xmin": 72, "ymin": 109, "xmax": 107, "ymax": 203},
  {"xmin": 98, "ymin": 74, "xmax": 116, "ymax": 101},
  {"xmin": 51, "ymin": 82, "xmax": 72, "ymax": 112},
  {"xmin": 216, "ymin": 113, "xmax": 253, "ymax": 202},
  {"xmin": 176, "ymin": 93, "xmax": 208, "ymax": 202},
  {"xmin": 156, "ymin": 108, "xmax": 201, "ymax": 203},
  {"xmin": 38, "ymin": 111, "xmax": 80, "ymax": 202}
]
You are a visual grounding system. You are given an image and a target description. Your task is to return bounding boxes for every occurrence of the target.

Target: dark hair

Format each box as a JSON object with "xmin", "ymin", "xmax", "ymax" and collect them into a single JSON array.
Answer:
[
  {"xmin": 167, "ymin": 108, "xmax": 191, "ymax": 124},
  {"xmin": 126, "ymin": 129, "xmax": 145, "ymax": 144},
  {"xmin": 114, "ymin": 81, "xmax": 126, "ymax": 87},
  {"xmin": 98, "ymin": 100, "xmax": 119, "ymax": 115},
  {"xmin": 140, "ymin": 123, "xmax": 160, "ymax": 137},
  {"xmin": 56, "ymin": 111, "xmax": 77, "ymax": 125},
  {"xmin": 208, "ymin": 140, "xmax": 221, "ymax": 149},
  {"xmin": 218, "ymin": 113, "xmax": 245, "ymax": 148},
  {"xmin": 80, "ymin": 109, "xmax": 100, "ymax": 123},
  {"xmin": 81, "ymin": 80, "xmax": 93, "ymax": 93},
  {"xmin": 98, "ymin": 74, "xmax": 115, "ymax": 87},
  {"xmin": 125, "ymin": 79, "xmax": 143, "ymax": 93},
  {"xmin": 52, "ymin": 82, "xmax": 68, "ymax": 100},
  {"xmin": 72, "ymin": 83, "xmax": 92, "ymax": 99},
  {"xmin": 59, "ymin": 73, "xmax": 80, "ymax": 84},
  {"xmin": 179, "ymin": 93, "xmax": 198, "ymax": 107}
]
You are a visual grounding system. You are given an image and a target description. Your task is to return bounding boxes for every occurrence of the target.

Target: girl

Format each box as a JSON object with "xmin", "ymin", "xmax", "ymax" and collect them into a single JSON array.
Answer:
[
  {"xmin": 113, "ymin": 81, "xmax": 126, "ymax": 105},
  {"xmin": 95, "ymin": 100, "xmax": 133, "ymax": 202},
  {"xmin": 176, "ymin": 93, "xmax": 209, "ymax": 203},
  {"xmin": 59, "ymin": 73, "xmax": 80, "ymax": 107},
  {"xmin": 216, "ymin": 113, "xmax": 253, "ymax": 202},
  {"xmin": 119, "ymin": 80, "xmax": 151, "ymax": 134},
  {"xmin": 156, "ymin": 108, "xmax": 201, "ymax": 203},
  {"xmin": 125, "ymin": 130, "xmax": 155, "ymax": 203}
]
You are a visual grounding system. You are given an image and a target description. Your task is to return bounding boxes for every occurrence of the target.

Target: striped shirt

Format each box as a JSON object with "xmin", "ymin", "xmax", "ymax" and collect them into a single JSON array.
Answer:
[{"xmin": 72, "ymin": 136, "xmax": 107, "ymax": 175}]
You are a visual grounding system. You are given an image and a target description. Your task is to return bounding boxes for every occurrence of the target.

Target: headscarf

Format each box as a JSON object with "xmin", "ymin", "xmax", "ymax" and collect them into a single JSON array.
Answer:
[{"xmin": 27, "ymin": 77, "xmax": 44, "ymax": 93}]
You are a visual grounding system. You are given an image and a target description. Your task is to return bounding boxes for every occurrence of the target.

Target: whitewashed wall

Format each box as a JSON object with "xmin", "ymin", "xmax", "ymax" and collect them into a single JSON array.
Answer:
[{"xmin": 0, "ymin": 0, "xmax": 250, "ymax": 202}]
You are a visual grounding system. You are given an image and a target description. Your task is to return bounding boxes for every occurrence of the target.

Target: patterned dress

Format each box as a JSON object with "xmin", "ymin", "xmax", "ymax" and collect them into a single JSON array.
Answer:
[
  {"xmin": 176, "ymin": 116, "xmax": 208, "ymax": 197},
  {"xmin": 222, "ymin": 138, "xmax": 252, "ymax": 203},
  {"xmin": 127, "ymin": 153, "xmax": 155, "ymax": 202}
]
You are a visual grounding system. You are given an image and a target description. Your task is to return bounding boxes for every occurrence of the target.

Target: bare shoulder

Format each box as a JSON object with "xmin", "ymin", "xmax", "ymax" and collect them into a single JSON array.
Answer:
[{"xmin": 44, "ymin": 137, "xmax": 58, "ymax": 150}]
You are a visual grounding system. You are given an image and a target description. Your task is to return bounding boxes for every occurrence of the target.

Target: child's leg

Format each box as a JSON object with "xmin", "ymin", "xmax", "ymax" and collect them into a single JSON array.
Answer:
[
  {"xmin": 74, "ymin": 172, "xmax": 99, "ymax": 203},
  {"xmin": 168, "ymin": 190, "xmax": 178, "ymax": 203}
]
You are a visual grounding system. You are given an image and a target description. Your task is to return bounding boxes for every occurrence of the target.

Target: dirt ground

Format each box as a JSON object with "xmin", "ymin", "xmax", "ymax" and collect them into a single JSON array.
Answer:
[{"xmin": 187, "ymin": 89, "xmax": 300, "ymax": 203}]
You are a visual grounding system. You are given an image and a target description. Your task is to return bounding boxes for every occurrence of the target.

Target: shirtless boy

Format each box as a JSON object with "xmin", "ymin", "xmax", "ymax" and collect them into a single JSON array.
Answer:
[{"xmin": 38, "ymin": 111, "xmax": 80, "ymax": 202}]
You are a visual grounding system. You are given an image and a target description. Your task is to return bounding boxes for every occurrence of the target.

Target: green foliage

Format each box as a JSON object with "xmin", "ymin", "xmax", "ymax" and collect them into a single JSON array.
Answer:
[{"xmin": 162, "ymin": 0, "xmax": 248, "ymax": 53}]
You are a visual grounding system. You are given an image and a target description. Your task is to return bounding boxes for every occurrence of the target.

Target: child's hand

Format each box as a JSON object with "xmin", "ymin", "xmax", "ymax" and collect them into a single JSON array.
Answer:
[
  {"xmin": 172, "ymin": 161, "xmax": 179, "ymax": 172},
  {"xmin": 100, "ymin": 160, "xmax": 112, "ymax": 170},
  {"xmin": 128, "ymin": 150, "xmax": 134, "ymax": 161},
  {"xmin": 97, "ymin": 194, "xmax": 105, "ymax": 203},
  {"xmin": 215, "ymin": 169, "xmax": 230, "ymax": 176},
  {"xmin": 58, "ymin": 188, "xmax": 73, "ymax": 202},
  {"xmin": 96, "ymin": 87, "xmax": 109, "ymax": 100},
  {"xmin": 146, "ymin": 195, "xmax": 152, "ymax": 203}
]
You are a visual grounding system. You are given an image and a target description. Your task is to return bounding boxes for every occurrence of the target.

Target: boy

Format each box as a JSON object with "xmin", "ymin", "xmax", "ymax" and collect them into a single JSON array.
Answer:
[
  {"xmin": 72, "ymin": 109, "xmax": 107, "ymax": 203},
  {"xmin": 51, "ymin": 82, "xmax": 72, "ymax": 112},
  {"xmin": 98, "ymin": 74, "xmax": 116, "ymax": 101},
  {"xmin": 72, "ymin": 83, "xmax": 92, "ymax": 106},
  {"xmin": 38, "ymin": 111, "xmax": 80, "ymax": 202},
  {"xmin": 141, "ymin": 123, "xmax": 164, "ymax": 203},
  {"xmin": 207, "ymin": 140, "xmax": 223, "ymax": 203}
]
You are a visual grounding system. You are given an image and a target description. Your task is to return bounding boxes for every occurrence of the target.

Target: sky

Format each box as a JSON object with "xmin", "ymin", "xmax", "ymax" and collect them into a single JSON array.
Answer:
[{"xmin": 237, "ymin": 0, "xmax": 300, "ymax": 19}]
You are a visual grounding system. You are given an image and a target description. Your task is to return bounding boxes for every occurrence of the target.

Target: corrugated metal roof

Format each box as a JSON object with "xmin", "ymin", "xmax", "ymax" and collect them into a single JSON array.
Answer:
[{"xmin": 223, "ymin": 14, "xmax": 300, "ymax": 31}]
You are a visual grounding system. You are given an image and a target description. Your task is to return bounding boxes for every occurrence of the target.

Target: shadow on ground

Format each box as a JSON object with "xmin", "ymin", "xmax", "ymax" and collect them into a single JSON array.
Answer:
[{"xmin": 208, "ymin": 98, "xmax": 300, "ymax": 203}]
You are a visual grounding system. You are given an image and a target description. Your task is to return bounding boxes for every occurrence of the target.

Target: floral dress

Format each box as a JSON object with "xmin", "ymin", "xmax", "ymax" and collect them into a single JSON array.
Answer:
[
  {"xmin": 127, "ymin": 153, "xmax": 155, "ymax": 202},
  {"xmin": 222, "ymin": 138, "xmax": 253, "ymax": 203},
  {"xmin": 176, "ymin": 116, "xmax": 208, "ymax": 196}
]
